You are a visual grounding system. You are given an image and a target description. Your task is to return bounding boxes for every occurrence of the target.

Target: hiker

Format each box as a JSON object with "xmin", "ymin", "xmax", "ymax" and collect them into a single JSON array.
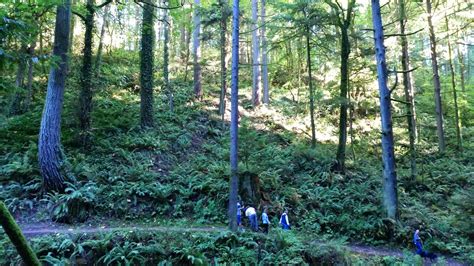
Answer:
[
  {"xmin": 279, "ymin": 209, "xmax": 290, "ymax": 230},
  {"xmin": 261, "ymin": 207, "xmax": 270, "ymax": 234},
  {"xmin": 413, "ymin": 229, "xmax": 437, "ymax": 260},
  {"xmin": 245, "ymin": 206, "xmax": 258, "ymax": 232},
  {"xmin": 237, "ymin": 202, "xmax": 244, "ymax": 228}
]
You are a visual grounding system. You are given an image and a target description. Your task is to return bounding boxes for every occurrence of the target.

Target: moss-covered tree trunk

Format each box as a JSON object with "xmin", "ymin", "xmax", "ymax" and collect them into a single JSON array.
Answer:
[
  {"xmin": 79, "ymin": 0, "xmax": 95, "ymax": 147},
  {"xmin": 140, "ymin": 0, "xmax": 155, "ymax": 128},
  {"xmin": 0, "ymin": 201, "xmax": 41, "ymax": 266}
]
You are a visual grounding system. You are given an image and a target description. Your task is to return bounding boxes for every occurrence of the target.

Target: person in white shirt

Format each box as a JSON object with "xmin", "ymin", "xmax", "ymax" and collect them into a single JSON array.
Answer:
[{"xmin": 245, "ymin": 206, "xmax": 258, "ymax": 232}]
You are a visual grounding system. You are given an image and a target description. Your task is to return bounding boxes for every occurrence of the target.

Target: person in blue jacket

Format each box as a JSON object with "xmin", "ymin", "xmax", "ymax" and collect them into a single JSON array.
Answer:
[
  {"xmin": 413, "ymin": 229, "xmax": 437, "ymax": 260},
  {"xmin": 237, "ymin": 202, "xmax": 243, "ymax": 228},
  {"xmin": 279, "ymin": 209, "xmax": 290, "ymax": 230}
]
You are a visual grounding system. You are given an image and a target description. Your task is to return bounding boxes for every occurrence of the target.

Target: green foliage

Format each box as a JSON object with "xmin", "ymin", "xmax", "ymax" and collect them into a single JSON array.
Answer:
[{"xmin": 0, "ymin": 38, "xmax": 472, "ymax": 265}]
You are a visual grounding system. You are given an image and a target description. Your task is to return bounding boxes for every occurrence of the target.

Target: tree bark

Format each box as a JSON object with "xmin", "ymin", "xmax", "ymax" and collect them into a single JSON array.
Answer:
[
  {"xmin": 140, "ymin": 0, "xmax": 155, "ymax": 128},
  {"xmin": 38, "ymin": 0, "xmax": 72, "ymax": 192},
  {"xmin": 425, "ymin": 0, "xmax": 445, "ymax": 153},
  {"xmin": 23, "ymin": 40, "xmax": 37, "ymax": 112},
  {"xmin": 327, "ymin": 0, "xmax": 355, "ymax": 173},
  {"xmin": 184, "ymin": 20, "xmax": 191, "ymax": 82},
  {"xmin": 371, "ymin": 0, "xmax": 398, "ymax": 220},
  {"xmin": 335, "ymin": 27, "xmax": 350, "ymax": 173},
  {"xmin": 10, "ymin": 44, "xmax": 28, "ymax": 116},
  {"xmin": 79, "ymin": 0, "xmax": 95, "ymax": 147},
  {"xmin": 251, "ymin": 0, "xmax": 260, "ymax": 107},
  {"xmin": 398, "ymin": 0, "xmax": 417, "ymax": 179},
  {"xmin": 306, "ymin": 25, "xmax": 316, "ymax": 149},
  {"xmin": 218, "ymin": 0, "xmax": 228, "ymax": 120},
  {"xmin": 445, "ymin": 16, "xmax": 462, "ymax": 151},
  {"xmin": 69, "ymin": 0, "xmax": 77, "ymax": 53},
  {"xmin": 456, "ymin": 35, "xmax": 467, "ymax": 126},
  {"xmin": 0, "ymin": 201, "xmax": 41, "ymax": 266},
  {"xmin": 261, "ymin": 0, "xmax": 269, "ymax": 104},
  {"xmin": 163, "ymin": 3, "xmax": 173, "ymax": 112},
  {"xmin": 228, "ymin": 0, "xmax": 240, "ymax": 232},
  {"xmin": 95, "ymin": 4, "xmax": 110, "ymax": 78},
  {"xmin": 193, "ymin": 0, "xmax": 202, "ymax": 99}
]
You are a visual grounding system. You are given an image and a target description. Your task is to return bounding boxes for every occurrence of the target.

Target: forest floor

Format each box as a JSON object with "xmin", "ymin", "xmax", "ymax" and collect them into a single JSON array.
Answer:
[{"xmin": 18, "ymin": 222, "xmax": 467, "ymax": 266}]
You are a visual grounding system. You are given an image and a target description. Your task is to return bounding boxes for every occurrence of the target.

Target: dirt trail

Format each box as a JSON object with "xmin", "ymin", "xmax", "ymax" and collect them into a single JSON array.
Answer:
[
  {"xmin": 19, "ymin": 222, "xmax": 222, "ymax": 238},
  {"xmin": 17, "ymin": 223, "xmax": 467, "ymax": 266}
]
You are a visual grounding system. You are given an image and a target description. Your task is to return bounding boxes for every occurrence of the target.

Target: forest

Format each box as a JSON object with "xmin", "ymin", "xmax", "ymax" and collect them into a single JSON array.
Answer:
[{"xmin": 0, "ymin": 0, "xmax": 473, "ymax": 264}]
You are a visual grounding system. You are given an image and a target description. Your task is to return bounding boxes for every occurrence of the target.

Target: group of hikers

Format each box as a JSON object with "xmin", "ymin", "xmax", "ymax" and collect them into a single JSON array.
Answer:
[
  {"xmin": 236, "ymin": 202, "xmax": 290, "ymax": 233},
  {"xmin": 236, "ymin": 202, "xmax": 438, "ymax": 261}
]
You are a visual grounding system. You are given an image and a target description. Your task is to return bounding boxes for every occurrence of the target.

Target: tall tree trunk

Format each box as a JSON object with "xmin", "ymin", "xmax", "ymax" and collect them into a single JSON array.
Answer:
[
  {"xmin": 69, "ymin": 0, "xmax": 77, "ymax": 53},
  {"xmin": 445, "ymin": 16, "xmax": 462, "ymax": 151},
  {"xmin": 228, "ymin": 0, "xmax": 240, "ymax": 232},
  {"xmin": 425, "ymin": 0, "xmax": 445, "ymax": 153},
  {"xmin": 163, "ymin": 4, "xmax": 173, "ymax": 112},
  {"xmin": 0, "ymin": 201, "xmax": 41, "ymax": 266},
  {"xmin": 398, "ymin": 0, "xmax": 417, "ymax": 179},
  {"xmin": 140, "ymin": 0, "xmax": 155, "ymax": 128},
  {"xmin": 335, "ymin": 26, "xmax": 350, "ymax": 173},
  {"xmin": 371, "ymin": 0, "xmax": 398, "ymax": 220},
  {"xmin": 456, "ymin": 35, "xmax": 467, "ymax": 127},
  {"xmin": 306, "ymin": 25, "xmax": 316, "ymax": 149},
  {"xmin": 95, "ymin": 4, "xmax": 110, "ymax": 77},
  {"xmin": 79, "ymin": 0, "xmax": 95, "ymax": 147},
  {"xmin": 10, "ymin": 48, "xmax": 27, "ymax": 116},
  {"xmin": 135, "ymin": 5, "xmax": 141, "ymax": 51},
  {"xmin": 218, "ymin": 0, "xmax": 228, "ymax": 120},
  {"xmin": 251, "ymin": 0, "xmax": 260, "ymax": 107},
  {"xmin": 348, "ymin": 86, "xmax": 356, "ymax": 160},
  {"xmin": 38, "ymin": 0, "xmax": 72, "ymax": 192},
  {"xmin": 193, "ymin": 0, "xmax": 202, "ymax": 99},
  {"xmin": 184, "ymin": 22, "xmax": 191, "ymax": 82},
  {"xmin": 180, "ymin": 25, "xmax": 186, "ymax": 62},
  {"xmin": 261, "ymin": 0, "xmax": 269, "ymax": 104},
  {"xmin": 24, "ymin": 42, "xmax": 37, "ymax": 112}
]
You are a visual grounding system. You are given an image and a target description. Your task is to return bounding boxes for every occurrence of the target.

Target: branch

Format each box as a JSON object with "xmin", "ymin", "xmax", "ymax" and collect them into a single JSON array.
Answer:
[
  {"xmin": 388, "ymin": 68, "xmax": 398, "ymax": 94},
  {"xmin": 96, "ymin": 0, "xmax": 113, "ymax": 9},
  {"xmin": 392, "ymin": 114, "xmax": 410, "ymax": 119},
  {"xmin": 72, "ymin": 10, "xmax": 86, "ymax": 22},
  {"xmin": 394, "ymin": 67, "xmax": 418, "ymax": 74},
  {"xmin": 385, "ymin": 28, "xmax": 423, "ymax": 38},
  {"xmin": 391, "ymin": 98, "xmax": 410, "ymax": 105},
  {"xmin": 134, "ymin": 0, "xmax": 184, "ymax": 10}
]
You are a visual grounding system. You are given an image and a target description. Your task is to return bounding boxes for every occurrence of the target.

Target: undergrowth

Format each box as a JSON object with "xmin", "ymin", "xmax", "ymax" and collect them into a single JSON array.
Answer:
[{"xmin": 0, "ymin": 53, "xmax": 472, "ymax": 264}]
